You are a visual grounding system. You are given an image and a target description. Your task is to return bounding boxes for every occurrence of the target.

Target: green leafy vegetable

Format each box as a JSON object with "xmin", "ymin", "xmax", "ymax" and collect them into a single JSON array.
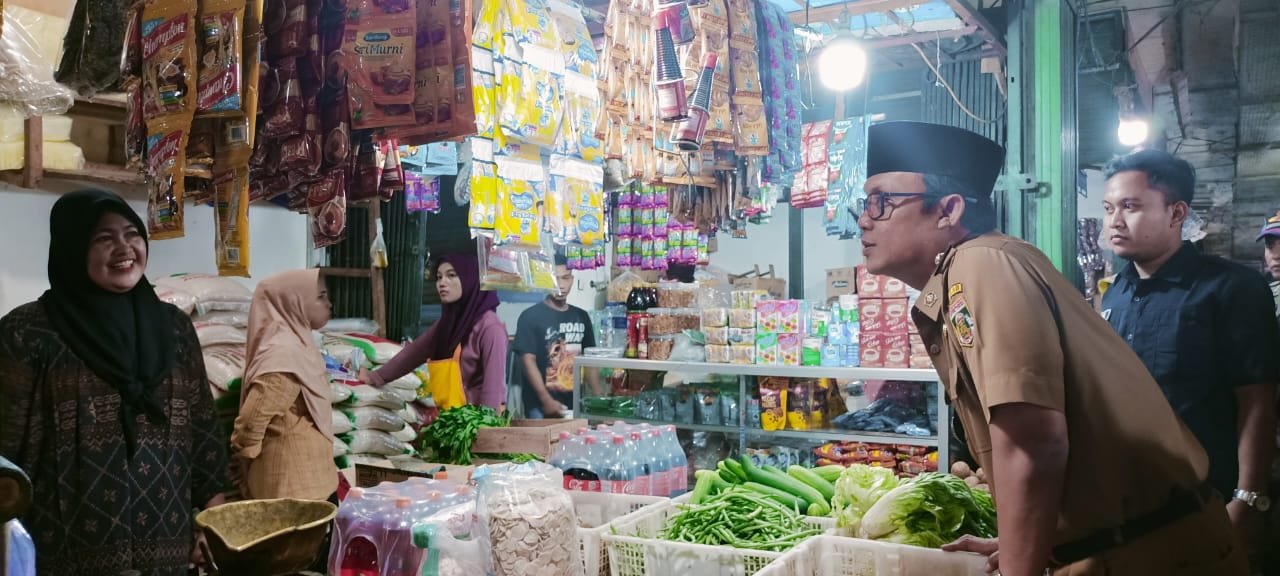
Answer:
[
  {"xmin": 832, "ymin": 464, "xmax": 900, "ymax": 534},
  {"xmin": 857, "ymin": 472, "xmax": 997, "ymax": 548},
  {"xmin": 419, "ymin": 406, "xmax": 510, "ymax": 465}
]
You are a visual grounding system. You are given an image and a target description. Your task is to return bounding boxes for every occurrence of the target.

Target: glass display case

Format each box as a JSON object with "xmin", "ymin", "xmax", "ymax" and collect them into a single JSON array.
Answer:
[{"xmin": 571, "ymin": 357, "xmax": 947, "ymax": 477}]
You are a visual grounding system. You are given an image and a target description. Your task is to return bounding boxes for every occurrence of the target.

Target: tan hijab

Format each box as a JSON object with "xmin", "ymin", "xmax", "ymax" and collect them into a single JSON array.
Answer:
[{"xmin": 241, "ymin": 269, "xmax": 332, "ymax": 441}]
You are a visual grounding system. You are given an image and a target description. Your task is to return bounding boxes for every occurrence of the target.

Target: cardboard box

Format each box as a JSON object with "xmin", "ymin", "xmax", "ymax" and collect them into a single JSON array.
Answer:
[
  {"xmin": 730, "ymin": 265, "xmax": 787, "ymax": 299},
  {"xmin": 859, "ymin": 332, "xmax": 884, "ymax": 367},
  {"xmin": 471, "ymin": 419, "xmax": 587, "ymax": 459},
  {"xmin": 910, "ymin": 354, "xmax": 934, "ymax": 370},
  {"xmin": 882, "ymin": 333, "xmax": 910, "ymax": 368},
  {"xmin": 857, "ymin": 265, "xmax": 908, "ymax": 298},
  {"xmin": 860, "ymin": 298, "xmax": 909, "ymax": 334},
  {"xmin": 826, "ymin": 267, "xmax": 857, "ymax": 305}
]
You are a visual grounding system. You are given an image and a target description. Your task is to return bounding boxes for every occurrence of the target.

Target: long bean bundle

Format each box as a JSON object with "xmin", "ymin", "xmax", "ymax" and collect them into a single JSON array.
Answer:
[{"xmin": 661, "ymin": 487, "xmax": 823, "ymax": 552}]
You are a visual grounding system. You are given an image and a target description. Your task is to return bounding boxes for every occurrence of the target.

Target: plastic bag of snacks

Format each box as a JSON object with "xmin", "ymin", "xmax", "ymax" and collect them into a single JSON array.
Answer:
[{"xmin": 474, "ymin": 462, "xmax": 582, "ymax": 576}]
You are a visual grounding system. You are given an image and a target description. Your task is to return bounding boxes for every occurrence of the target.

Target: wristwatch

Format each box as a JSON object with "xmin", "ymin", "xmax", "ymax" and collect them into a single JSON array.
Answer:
[{"xmin": 1232, "ymin": 489, "xmax": 1272, "ymax": 512}]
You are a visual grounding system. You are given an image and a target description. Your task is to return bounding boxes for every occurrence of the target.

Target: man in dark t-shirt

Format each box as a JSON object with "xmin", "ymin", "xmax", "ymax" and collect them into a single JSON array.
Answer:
[{"xmin": 514, "ymin": 258, "xmax": 599, "ymax": 418}]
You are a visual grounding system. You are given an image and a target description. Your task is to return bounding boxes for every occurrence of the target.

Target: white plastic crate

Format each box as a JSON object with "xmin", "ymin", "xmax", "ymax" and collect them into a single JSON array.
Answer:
[
  {"xmin": 755, "ymin": 534, "xmax": 989, "ymax": 576},
  {"xmin": 603, "ymin": 499, "xmax": 835, "ymax": 576},
  {"xmin": 571, "ymin": 491, "xmax": 668, "ymax": 576}
]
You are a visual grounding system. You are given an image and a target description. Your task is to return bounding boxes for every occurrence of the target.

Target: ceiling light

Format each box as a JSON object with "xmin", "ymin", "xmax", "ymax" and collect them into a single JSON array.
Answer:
[
  {"xmin": 817, "ymin": 35, "xmax": 867, "ymax": 92},
  {"xmin": 1117, "ymin": 117, "xmax": 1150, "ymax": 147}
]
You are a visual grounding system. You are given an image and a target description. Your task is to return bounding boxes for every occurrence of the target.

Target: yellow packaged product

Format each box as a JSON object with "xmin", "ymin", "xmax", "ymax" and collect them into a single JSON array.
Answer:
[
  {"xmin": 471, "ymin": 41, "xmax": 498, "ymax": 138},
  {"xmin": 549, "ymin": 155, "xmax": 605, "ymax": 246},
  {"xmin": 141, "ymin": 0, "xmax": 198, "ymax": 121},
  {"xmin": 786, "ymin": 379, "xmax": 811, "ymax": 430},
  {"xmin": 759, "ymin": 377, "xmax": 787, "ymax": 431},
  {"xmin": 145, "ymin": 117, "xmax": 191, "ymax": 240},
  {"xmin": 213, "ymin": 168, "xmax": 250, "ymax": 277},
  {"xmin": 497, "ymin": 46, "xmax": 563, "ymax": 148},
  {"xmin": 493, "ymin": 156, "xmax": 545, "ymax": 248},
  {"xmin": 469, "ymin": 157, "xmax": 498, "ymax": 230},
  {"xmin": 196, "ymin": 0, "xmax": 246, "ymax": 115}
]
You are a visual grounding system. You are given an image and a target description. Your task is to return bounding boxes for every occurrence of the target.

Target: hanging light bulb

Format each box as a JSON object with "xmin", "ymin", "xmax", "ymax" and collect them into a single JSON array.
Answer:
[
  {"xmin": 1117, "ymin": 116, "xmax": 1150, "ymax": 147},
  {"xmin": 817, "ymin": 33, "xmax": 867, "ymax": 92}
]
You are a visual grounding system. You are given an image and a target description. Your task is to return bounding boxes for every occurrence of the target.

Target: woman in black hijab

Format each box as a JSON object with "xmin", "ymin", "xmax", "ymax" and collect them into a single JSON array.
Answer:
[{"xmin": 0, "ymin": 190, "xmax": 227, "ymax": 576}]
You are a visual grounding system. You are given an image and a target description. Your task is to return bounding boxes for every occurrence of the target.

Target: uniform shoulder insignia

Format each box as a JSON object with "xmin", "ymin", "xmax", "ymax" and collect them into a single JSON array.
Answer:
[{"xmin": 947, "ymin": 287, "xmax": 977, "ymax": 347}]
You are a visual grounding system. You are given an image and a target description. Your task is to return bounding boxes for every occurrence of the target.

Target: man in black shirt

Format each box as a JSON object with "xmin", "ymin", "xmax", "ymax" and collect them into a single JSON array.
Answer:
[
  {"xmin": 1101, "ymin": 149, "xmax": 1280, "ymax": 551},
  {"xmin": 514, "ymin": 256, "xmax": 599, "ymax": 418}
]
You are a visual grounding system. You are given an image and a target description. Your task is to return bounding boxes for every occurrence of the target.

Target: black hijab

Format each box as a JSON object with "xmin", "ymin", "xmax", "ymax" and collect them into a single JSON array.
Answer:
[{"xmin": 39, "ymin": 190, "xmax": 175, "ymax": 457}]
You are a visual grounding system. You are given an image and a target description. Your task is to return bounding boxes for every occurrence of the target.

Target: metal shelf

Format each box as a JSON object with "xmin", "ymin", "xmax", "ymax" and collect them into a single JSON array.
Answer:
[
  {"xmin": 573, "ymin": 357, "xmax": 951, "ymax": 466},
  {"xmin": 575, "ymin": 356, "xmax": 940, "ymax": 382},
  {"xmin": 577, "ymin": 413, "xmax": 740, "ymax": 435},
  {"xmin": 745, "ymin": 427, "xmax": 938, "ymax": 447}
]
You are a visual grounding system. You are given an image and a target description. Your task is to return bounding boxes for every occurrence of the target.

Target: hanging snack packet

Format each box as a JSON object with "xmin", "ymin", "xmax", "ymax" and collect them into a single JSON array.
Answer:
[
  {"xmin": 493, "ymin": 156, "xmax": 545, "ymax": 248},
  {"xmin": 146, "ymin": 117, "xmax": 191, "ymax": 240},
  {"xmin": 351, "ymin": 139, "xmax": 386, "ymax": 201},
  {"xmin": 549, "ymin": 155, "xmax": 605, "ymax": 247},
  {"xmin": 125, "ymin": 83, "xmax": 146, "ymax": 169},
  {"xmin": 214, "ymin": 168, "xmax": 251, "ymax": 277},
  {"xmin": 262, "ymin": 59, "xmax": 305, "ymax": 139},
  {"xmin": 379, "ymin": 139, "xmax": 404, "ymax": 200},
  {"xmin": 142, "ymin": 0, "xmax": 198, "ymax": 121},
  {"xmin": 309, "ymin": 168, "xmax": 349, "ymax": 247},
  {"xmin": 345, "ymin": 10, "xmax": 418, "ymax": 129},
  {"xmin": 197, "ymin": 0, "xmax": 245, "ymax": 114},
  {"xmin": 122, "ymin": 2, "xmax": 144, "ymax": 80},
  {"xmin": 469, "ymin": 157, "xmax": 498, "ymax": 230},
  {"xmin": 267, "ymin": 0, "xmax": 308, "ymax": 59}
]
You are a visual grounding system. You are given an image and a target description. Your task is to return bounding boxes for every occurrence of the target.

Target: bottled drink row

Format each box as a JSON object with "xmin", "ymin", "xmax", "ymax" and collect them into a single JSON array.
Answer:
[{"xmin": 549, "ymin": 422, "xmax": 690, "ymax": 497}]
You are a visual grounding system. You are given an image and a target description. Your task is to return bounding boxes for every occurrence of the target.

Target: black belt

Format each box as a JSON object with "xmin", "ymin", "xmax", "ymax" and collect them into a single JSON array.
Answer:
[{"xmin": 1049, "ymin": 482, "xmax": 1215, "ymax": 567}]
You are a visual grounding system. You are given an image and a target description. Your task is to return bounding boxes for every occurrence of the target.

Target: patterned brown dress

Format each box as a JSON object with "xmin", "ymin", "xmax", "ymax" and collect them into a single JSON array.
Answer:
[{"xmin": 0, "ymin": 301, "xmax": 228, "ymax": 576}]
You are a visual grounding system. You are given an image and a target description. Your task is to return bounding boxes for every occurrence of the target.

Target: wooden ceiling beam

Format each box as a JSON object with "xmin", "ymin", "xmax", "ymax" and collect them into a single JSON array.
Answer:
[{"xmin": 788, "ymin": 0, "xmax": 926, "ymax": 26}]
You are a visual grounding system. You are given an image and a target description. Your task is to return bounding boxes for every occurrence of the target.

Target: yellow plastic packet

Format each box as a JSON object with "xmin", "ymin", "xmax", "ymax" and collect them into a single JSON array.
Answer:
[
  {"xmin": 145, "ymin": 116, "xmax": 190, "ymax": 240},
  {"xmin": 493, "ymin": 156, "xmax": 545, "ymax": 248},
  {"xmin": 213, "ymin": 167, "xmax": 250, "ymax": 277},
  {"xmin": 469, "ymin": 157, "xmax": 498, "ymax": 230},
  {"xmin": 549, "ymin": 155, "xmax": 605, "ymax": 247}
]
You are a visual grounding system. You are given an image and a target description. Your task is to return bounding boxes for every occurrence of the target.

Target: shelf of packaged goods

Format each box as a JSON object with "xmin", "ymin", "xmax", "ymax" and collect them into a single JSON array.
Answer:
[
  {"xmin": 576, "ymin": 413, "xmax": 742, "ymax": 435},
  {"xmin": 575, "ymin": 357, "xmax": 940, "ymax": 382},
  {"xmin": 577, "ymin": 413, "xmax": 939, "ymax": 448},
  {"xmin": 744, "ymin": 427, "xmax": 939, "ymax": 447}
]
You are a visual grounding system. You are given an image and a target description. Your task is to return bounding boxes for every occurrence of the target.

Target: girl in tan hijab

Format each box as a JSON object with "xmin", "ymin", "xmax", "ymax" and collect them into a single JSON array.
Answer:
[{"xmin": 232, "ymin": 269, "xmax": 336, "ymax": 500}]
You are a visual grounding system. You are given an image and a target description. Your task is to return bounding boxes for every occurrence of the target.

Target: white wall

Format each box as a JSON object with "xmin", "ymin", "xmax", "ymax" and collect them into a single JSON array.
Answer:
[
  {"xmin": 711, "ymin": 207, "xmax": 865, "ymax": 301},
  {"xmin": 0, "ymin": 182, "xmax": 309, "ymax": 315}
]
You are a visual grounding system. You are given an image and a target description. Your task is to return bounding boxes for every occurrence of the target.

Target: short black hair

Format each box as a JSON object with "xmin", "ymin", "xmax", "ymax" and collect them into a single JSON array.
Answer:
[
  {"xmin": 1103, "ymin": 149, "xmax": 1196, "ymax": 205},
  {"xmin": 921, "ymin": 173, "xmax": 998, "ymax": 234},
  {"xmin": 554, "ymin": 252, "xmax": 568, "ymax": 267}
]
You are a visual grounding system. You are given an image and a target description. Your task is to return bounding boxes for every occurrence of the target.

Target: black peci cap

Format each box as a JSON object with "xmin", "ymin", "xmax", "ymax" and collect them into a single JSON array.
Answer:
[{"xmin": 867, "ymin": 121, "xmax": 1006, "ymax": 201}]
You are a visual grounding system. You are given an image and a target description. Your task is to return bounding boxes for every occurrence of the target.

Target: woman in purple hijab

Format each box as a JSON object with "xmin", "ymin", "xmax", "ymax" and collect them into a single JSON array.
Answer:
[{"xmin": 361, "ymin": 253, "xmax": 508, "ymax": 410}]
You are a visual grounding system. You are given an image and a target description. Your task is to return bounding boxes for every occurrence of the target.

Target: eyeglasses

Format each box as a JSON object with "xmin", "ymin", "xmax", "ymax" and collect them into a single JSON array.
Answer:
[{"xmin": 852, "ymin": 192, "xmax": 929, "ymax": 221}]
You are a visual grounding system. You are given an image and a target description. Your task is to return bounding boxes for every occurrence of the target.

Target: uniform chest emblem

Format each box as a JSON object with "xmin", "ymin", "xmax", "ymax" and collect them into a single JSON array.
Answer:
[{"xmin": 947, "ymin": 287, "xmax": 977, "ymax": 347}]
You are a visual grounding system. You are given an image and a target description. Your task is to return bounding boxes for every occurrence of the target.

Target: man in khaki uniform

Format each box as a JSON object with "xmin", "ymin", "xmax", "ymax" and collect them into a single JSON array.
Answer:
[{"xmin": 857, "ymin": 121, "xmax": 1245, "ymax": 576}]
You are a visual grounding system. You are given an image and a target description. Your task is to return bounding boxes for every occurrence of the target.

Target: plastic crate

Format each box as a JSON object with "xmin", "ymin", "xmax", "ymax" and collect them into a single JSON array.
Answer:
[
  {"xmin": 755, "ymin": 534, "xmax": 989, "ymax": 576},
  {"xmin": 603, "ymin": 499, "xmax": 835, "ymax": 576},
  {"xmin": 572, "ymin": 491, "xmax": 668, "ymax": 576}
]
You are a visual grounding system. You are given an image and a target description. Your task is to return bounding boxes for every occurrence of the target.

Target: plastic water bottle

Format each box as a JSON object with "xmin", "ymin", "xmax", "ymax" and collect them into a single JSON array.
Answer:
[
  {"xmin": 549, "ymin": 431, "xmax": 573, "ymax": 469},
  {"xmin": 629, "ymin": 431, "xmax": 653, "ymax": 496},
  {"xmin": 646, "ymin": 428, "xmax": 673, "ymax": 497},
  {"xmin": 565, "ymin": 434, "xmax": 602, "ymax": 492},
  {"xmin": 603, "ymin": 435, "xmax": 640, "ymax": 494},
  {"xmin": 662, "ymin": 426, "xmax": 689, "ymax": 496}
]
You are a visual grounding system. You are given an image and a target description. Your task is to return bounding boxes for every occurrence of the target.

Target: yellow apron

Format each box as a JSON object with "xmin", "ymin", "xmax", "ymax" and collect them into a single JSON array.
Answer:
[{"xmin": 426, "ymin": 345, "xmax": 467, "ymax": 410}]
